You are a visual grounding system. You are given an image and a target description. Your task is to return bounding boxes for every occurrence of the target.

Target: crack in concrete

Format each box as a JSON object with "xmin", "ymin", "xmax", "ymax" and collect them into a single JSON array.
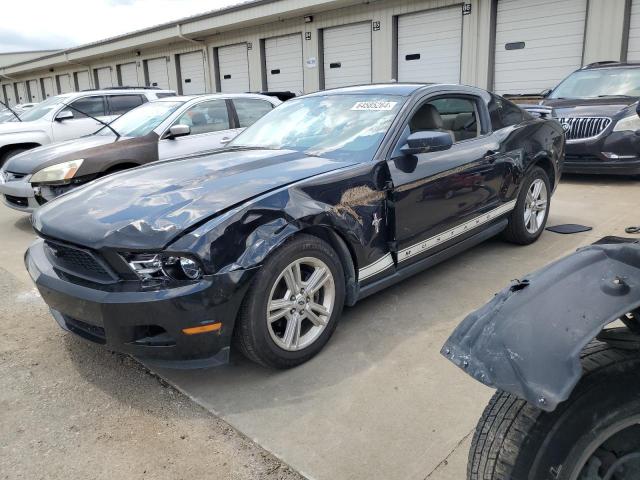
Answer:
[{"xmin": 424, "ymin": 428, "xmax": 474, "ymax": 479}]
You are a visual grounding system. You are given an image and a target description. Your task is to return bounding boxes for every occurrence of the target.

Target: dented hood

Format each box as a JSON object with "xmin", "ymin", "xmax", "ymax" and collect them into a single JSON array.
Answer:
[
  {"xmin": 442, "ymin": 238, "xmax": 640, "ymax": 412},
  {"xmin": 32, "ymin": 148, "xmax": 356, "ymax": 250}
]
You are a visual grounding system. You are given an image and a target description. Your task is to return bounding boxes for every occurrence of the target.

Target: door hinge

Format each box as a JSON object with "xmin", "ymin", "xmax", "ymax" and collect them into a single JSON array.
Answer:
[{"xmin": 383, "ymin": 180, "xmax": 394, "ymax": 191}]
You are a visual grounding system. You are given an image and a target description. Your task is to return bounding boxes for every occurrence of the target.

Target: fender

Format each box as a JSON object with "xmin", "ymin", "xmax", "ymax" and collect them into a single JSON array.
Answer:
[
  {"xmin": 442, "ymin": 237, "xmax": 640, "ymax": 412},
  {"xmin": 0, "ymin": 128, "xmax": 50, "ymax": 149}
]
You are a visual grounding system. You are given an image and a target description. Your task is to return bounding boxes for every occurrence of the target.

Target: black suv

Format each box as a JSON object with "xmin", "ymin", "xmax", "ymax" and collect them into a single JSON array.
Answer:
[{"xmin": 540, "ymin": 61, "xmax": 640, "ymax": 175}]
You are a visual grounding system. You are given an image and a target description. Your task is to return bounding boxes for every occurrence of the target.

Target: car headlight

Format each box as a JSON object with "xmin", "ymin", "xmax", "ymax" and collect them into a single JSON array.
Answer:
[
  {"xmin": 613, "ymin": 114, "xmax": 640, "ymax": 132},
  {"xmin": 31, "ymin": 159, "xmax": 84, "ymax": 184},
  {"xmin": 123, "ymin": 253, "xmax": 204, "ymax": 281}
]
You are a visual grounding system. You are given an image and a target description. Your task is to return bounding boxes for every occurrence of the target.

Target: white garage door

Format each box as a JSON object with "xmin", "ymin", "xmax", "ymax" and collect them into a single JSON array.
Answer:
[
  {"xmin": 15, "ymin": 82, "xmax": 27, "ymax": 103},
  {"xmin": 494, "ymin": 0, "xmax": 587, "ymax": 94},
  {"xmin": 96, "ymin": 67, "xmax": 114, "ymax": 89},
  {"xmin": 146, "ymin": 57, "xmax": 170, "ymax": 89},
  {"xmin": 42, "ymin": 77, "xmax": 55, "ymax": 98},
  {"xmin": 397, "ymin": 7, "xmax": 462, "ymax": 84},
  {"xmin": 265, "ymin": 34, "xmax": 303, "ymax": 94},
  {"xmin": 118, "ymin": 62, "xmax": 139, "ymax": 87},
  {"xmin": 218, "ymin": 43, "xmax": 250, "ymax": 93},
  {"xmin": 323, "ymin": 22, "xmax": 372, "ymax": 89},
  {"xmin": 27, "ymin": 79, "xmax": 41, "ymax": 102},
  {"xmin": 628, "ymin": 0, "xmax": 640, "ymax": 60},
  {"xmin": 75, "ymin": 71, "xmax": 91, "ymax": 91},
  {"xmin": 179, "ymin": 51, "xmax": 206, "ymax": 95},
  {"xmin": 57, "ymin": 74, "xmax": 72, "ymax": 94},
  {"xmin": 3, "ymin": 84, "xmax": 15, "ymax": 106}
]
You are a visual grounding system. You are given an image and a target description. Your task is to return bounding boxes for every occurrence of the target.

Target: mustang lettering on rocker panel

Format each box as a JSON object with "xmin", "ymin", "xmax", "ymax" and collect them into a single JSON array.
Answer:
[{"xmin": 357, "ymin": 200, "xmax": 517, "ymax": 282}]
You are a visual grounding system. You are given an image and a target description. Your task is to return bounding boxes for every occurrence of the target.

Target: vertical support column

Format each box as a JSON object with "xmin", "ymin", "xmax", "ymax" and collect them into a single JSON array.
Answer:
[
  {"xmin": 460, "ymin": 0, "xmax": 493, "ymax": 90},
  {"xmin": 303, "ymin": 21, "xmax": 320, "ymax": 93},
  {"xmin": 583, "ymin": 0, "xmax": 629, "ymax": 64},
  {"xmin": 372, "ymin": 13, "xmax": 393, "ymax": 83}
]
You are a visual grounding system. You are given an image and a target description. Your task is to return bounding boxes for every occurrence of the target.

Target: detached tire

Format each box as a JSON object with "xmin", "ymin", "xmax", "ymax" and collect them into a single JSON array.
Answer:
[
  {"xmin": 234, "ymin": 234, "xmax": 345, "ymax": 369},
  {"xmin": 468, "ymin": 341, "xmax": 640, "ymax": 480},
  {"xmin": 503, "ymin": 166, "xmax": 550, "ymax": 245}
]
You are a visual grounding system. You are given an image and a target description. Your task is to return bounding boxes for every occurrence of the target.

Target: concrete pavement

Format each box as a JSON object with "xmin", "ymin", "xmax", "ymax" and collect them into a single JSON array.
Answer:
[{"xmin": 1, "ymin": 174, "xmax": 638, "ymax": 480}]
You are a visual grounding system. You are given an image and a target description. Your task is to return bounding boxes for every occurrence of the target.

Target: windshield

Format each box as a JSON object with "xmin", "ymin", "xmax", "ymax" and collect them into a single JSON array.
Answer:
[
  {"xmin": 96, "ymin": 100, "xmax": 183, "ymax": 137},
  {"xmin": 19, "ymin": 96, "xmax": 67, "ymax": 122},
  {"xmin": 229, "ymin": 94, "xmax": 405, "ymax": 161},
  {"xmin": 550, "ymin": 68, "xmax": 640, "ymax": 99},
  {"xmin": 0, "ymin": 110, "xmax": 18, "ymax": 123}
]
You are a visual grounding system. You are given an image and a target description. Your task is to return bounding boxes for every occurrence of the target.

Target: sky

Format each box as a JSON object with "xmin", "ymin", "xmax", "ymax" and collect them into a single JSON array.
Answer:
[{"xmin": 0, "ymin": 0, "xmax": 245, "ymax": 53}]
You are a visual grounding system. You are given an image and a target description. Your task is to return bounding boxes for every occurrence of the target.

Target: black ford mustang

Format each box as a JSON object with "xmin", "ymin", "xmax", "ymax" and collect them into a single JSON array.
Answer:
[{"xmin": 25, "ymin": 84, "xmax": 564, "ymax": 369}]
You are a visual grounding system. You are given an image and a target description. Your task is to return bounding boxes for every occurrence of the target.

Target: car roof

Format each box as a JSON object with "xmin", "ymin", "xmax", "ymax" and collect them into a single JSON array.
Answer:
[
  {"xmin": 57, "ymin": 89, "xmax": 175, "ymax": 98},
  {"xmin": 154, "ymin": 93, "xmax": 280, "ymax": 103},
  {"xmin": 302, "ymin": 83, "xmax": 488, "ymax": 98},
  {"xmin": 581, "ymin": 61, "xmax": 640, "ymax": 70}
]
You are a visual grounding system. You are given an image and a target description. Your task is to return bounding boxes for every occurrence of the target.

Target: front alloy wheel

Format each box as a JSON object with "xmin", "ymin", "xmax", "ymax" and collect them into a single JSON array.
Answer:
[
  {"xmin": 234, "ymin": 234, "xmax": 345, "ymax": 369},
  {"xmin": 267, "ymin": 257, "xmax": 335, "ymax": 351}
]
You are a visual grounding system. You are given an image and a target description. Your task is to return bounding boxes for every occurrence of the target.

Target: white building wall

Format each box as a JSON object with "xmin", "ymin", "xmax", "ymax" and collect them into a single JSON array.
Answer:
[{"xmin": 1, "ymin": 0, "xmax": 637, "ymax": 97}]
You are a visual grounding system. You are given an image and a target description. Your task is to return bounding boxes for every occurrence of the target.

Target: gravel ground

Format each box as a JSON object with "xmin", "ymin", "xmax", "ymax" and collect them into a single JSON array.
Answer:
[{"xmin": 0, "ymin": 263, "xmax": 304, "ymax": 480}]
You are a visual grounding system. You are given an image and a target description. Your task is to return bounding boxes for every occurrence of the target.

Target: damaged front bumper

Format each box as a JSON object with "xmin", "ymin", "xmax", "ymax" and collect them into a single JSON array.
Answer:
[
  {"xmin": 25, "ymin": 238, "xmax": 256, "ymax": 368},
  {"xmin": 442, "ymin": 237, "xmax": 640, "ymax": 411}
]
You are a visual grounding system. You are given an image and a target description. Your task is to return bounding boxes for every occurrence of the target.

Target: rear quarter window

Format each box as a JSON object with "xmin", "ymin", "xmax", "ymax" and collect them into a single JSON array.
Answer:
[
  {"xmin": 488, "ymin": 95, "xmax": 527, "ymax": 130},
  {"xmin": 233, "ymin": 98, "xmax": 274, "ymax": 128},
  {"xmin": 108, "ymin": 95, "xmax": 145, "ymax": 115}
]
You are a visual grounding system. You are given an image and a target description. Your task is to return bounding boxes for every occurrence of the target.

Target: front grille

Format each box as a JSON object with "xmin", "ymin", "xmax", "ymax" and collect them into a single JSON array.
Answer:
[
  {"xmin": 45, "ymin": 240, "xmax": 115, "ymax": 283},
  {"xmin": 4, "ymin": 171, "xmax": 27, "ymax": 181},
  {"xmin": 565, "ymin": 154, "xmax": 601, "ymax": 163},
  {"xmin": 4, "ymin": 194, "xmax": 28, "ymax": 207},
  {"xmin": 556, "ymin": 117, "xmax": 611, "ymax": 141}
]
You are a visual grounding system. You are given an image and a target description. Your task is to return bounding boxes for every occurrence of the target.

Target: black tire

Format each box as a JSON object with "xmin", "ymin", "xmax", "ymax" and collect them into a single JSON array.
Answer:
[
  {"xmin": 503, "ymin": 166, "xmax": 550, "ymax": 245},
  {"xmin": 0, "ymin": 147, "xmax": 30, "ymax": 167},
  {"xmin": 234, "ymin": 234, "xmax": 345, "ymax": 369},
  {"xmin": 468, "ymin": 340, "xmax": 640, "ymax": 480}
]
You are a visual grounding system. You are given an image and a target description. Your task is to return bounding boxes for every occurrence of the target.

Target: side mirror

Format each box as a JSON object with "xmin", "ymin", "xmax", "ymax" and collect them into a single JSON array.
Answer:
[
  {"xmin": 540, "ymin": 88, "xmax": 552, "ymax": 98},
  {"xmin": 55, "ymin": 110, "xmax": 74, "ymax": 121},
  {"xmin": 400, "ymin": 131, "xmax": 453, "ymax": 156},
  {"xmin": 166, "ymin": 124, "xmax": 190, "ymax": 139}
]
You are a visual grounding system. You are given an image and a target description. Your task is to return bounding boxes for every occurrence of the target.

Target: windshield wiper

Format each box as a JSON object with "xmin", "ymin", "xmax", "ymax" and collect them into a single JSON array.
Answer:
[
  {"xmin": 0, "ymin": 100, "xmax": 22, "ymax": 122},
  {"xmin": 59, "ymin": 101, "xmax": 120, "ymax": 138}
]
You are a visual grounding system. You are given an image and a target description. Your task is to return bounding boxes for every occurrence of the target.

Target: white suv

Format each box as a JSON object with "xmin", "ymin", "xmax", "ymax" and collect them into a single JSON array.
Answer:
[{"xmin": 0, "ymin": 88, "xmax": 175, "ymax": 165}]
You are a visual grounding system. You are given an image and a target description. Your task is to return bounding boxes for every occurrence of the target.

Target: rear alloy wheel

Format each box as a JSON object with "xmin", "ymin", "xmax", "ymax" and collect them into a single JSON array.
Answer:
[
  {"xmin": 234, "ymin": 234, "xmax": 345, "ymax": 368},
  {"xmin": 503, "ymin": 166, "xmax": 550, "ymax": 244}
]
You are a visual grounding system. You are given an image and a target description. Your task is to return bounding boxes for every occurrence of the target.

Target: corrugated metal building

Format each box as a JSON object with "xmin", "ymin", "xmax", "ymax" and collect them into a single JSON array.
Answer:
[{"xmin": 0, "ymin": 0, "xmax": 636, "ymax": 105}]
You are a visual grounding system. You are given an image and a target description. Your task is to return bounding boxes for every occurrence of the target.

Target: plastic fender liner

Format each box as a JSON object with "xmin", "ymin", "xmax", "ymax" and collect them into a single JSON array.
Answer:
[{"xmin": 441, "ymin": 239, "xmax": 640, "ymax": 412}]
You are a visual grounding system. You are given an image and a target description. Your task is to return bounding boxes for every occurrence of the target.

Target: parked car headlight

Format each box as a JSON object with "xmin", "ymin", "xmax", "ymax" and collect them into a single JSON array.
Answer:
[
  {"xmin": 613, "ymin": 114, "xmax": 640, "ymax": 132},
  {"xmin": 123, "ymin": 253, "xmax": 204, "ymax": 281},
  {"xmin": 31, "ymin": 159, "xmax": 84, "ymax": 184}
]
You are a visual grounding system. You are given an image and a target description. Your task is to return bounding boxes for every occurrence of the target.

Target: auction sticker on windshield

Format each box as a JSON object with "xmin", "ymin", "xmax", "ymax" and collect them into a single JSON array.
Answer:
[{"xmin": 351, "ymin": 101, "xmax": 398, "ymax": 111}]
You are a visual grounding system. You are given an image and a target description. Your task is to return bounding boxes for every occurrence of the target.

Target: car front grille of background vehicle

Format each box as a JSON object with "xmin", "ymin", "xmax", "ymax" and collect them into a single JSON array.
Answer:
[
  {"xmin": 4, "ymin": 171, "xmax": 27, "ymax": 181},
  {"xmin": 556, "ymin": 116, "xmax": 611, "ymax": 141},
  {"xmin": 44, "ymin": 240, "xmax": 115, "ymax": 283},
  {"xmin": 4, "ymin": 194, "xmax": 28, "ymax": 207}
]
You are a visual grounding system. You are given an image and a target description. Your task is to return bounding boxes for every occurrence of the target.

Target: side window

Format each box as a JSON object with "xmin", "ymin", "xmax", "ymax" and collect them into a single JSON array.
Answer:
[
  {"xmin": 488, "ymin": 95, "xmax": 525, "ymax": 130},
  {"xmin": 68, "ymin": 96, "xmax": 106, "ymax": 118},
  {"xmin": 172, "ymin": 100, "xmax": 230, "ymax": 135},
  {"xmin": 155, "ymin": 92, "xmax": 176, "ymax": 98},
  {"xmin": 407, "ymin": 96, "xmax": 480, "ymax": 143},
  {"xmin": 108, "ymin": 95, "xmax": 145, "ymax": 115},
  {"xmin": 233, "ymin": 98, "xmax": 274, "ymax": 128}
]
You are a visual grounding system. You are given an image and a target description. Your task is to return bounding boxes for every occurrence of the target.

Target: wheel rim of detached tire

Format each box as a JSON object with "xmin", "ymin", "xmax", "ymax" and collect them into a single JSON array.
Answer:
[
  {"xmin": 267, "ymin": 257, "xmax": 335, "ymax": 351},
  {"xmin": 524, "ymin": 178, "xmax": 547, "ymax": 234},
  {"xmin": 573, "ymin": 416, "xmax": 640, "ymax": 480}
]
